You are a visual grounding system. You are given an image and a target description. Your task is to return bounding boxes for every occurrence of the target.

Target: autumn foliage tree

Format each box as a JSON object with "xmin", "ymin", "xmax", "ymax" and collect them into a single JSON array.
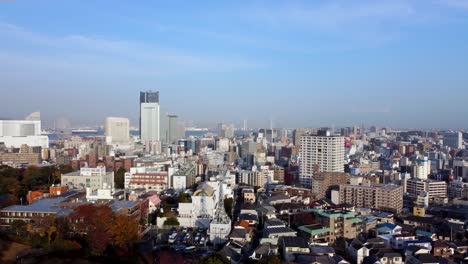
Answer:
[
  {"xmin": 109, "ymin": 214, "xmax": 140, "ymax": 255},
  {"xmin": 70, "ymin": 204, "xmax": 140, "ymax": 256},
  {"xmin": 70, "ymin": 204, "xmax": 113, "ymax": 255}
]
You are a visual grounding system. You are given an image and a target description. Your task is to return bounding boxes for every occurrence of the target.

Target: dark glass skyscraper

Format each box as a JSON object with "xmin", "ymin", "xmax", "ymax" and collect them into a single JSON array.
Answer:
[{"xmin": 140, "ymin": 91, "xmax": 159, "ymax": 104}]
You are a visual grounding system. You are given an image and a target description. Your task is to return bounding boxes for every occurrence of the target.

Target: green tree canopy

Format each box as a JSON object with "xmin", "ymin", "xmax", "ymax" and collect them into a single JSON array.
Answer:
[
  {"xmin": 115, "ymin": 167, "xmax": 126, "ymax": 189},
  {"xmin": 177, "ymin": 193, "xmax": 192, "ymax": 203},
  {"xmin": 163, "ymin": 217, "xmax": 180, "ymax": 226},
  {"xmin": 194, "ymin": 253, "xmax": 229, "ymax": 264},
  {"xmin": 257, "ymin": 255, "xmax": 281, "ymax": 264}
]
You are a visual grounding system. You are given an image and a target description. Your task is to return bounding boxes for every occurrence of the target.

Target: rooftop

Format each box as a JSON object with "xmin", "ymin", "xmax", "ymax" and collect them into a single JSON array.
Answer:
[
  {"xmin": 1, "ymin": 192, "xmax": 79, "ymax": 215},
  {"xmin": 310, "ymin": 246, "xmax": 335, "ymax": 255},
  {"xmin": 281, "ymin": 236, "xmax": 309, "ymax": 248},
  {"xmin": 110, "ymin": 200, "xmax": 139, "ymax": 213},
  {"xmin": 193, "ymin": 182, "xmax": 215, "ymax": 196},
  {"xmin": 306, "ymin": 208, "xmax": 357, "ymax": 219},
  {"xmin": 264, "ymin": 227, "xmax": 296, "ymax": 236},
  {"xmin": 265, "ymin": 219, "xmax": 286, "ymax": 227},
  {"xmin": 298, "ymin": 224, "xmax": 331, "ymax": 235}
]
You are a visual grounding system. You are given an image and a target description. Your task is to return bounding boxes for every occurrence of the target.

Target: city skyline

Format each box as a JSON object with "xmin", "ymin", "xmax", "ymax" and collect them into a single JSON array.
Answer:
[
  {"xmin": 2, "ymin": 2, "xmax": 468, "ymax": 263},
  {"xmin": 1, "ymin": 1, "xmax": 468, "ymax": 129}
]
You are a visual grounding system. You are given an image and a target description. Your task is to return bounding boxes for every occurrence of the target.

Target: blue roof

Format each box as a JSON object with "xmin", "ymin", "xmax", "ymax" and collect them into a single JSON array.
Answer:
[
  {"xmin": 376, "ymin": 226, "xmax": 392, "ymax": 233},
  {"xmin": 110, "ymin": 200, "xmax": 139, "ymax": 213},
  {"xmin": 2, "ymin": 196, "xmax": 72, "ymax": 216},
  {"xmin": 377, "ymin": 223, "xmax": 397, "ymax": 229},
  {"xmin": 405, "ymin": 236, "xmax": 433, "ymax": 244},
  {"xmin": 416, "ymin": 230, "xmax": 434, "ymax": 237}
]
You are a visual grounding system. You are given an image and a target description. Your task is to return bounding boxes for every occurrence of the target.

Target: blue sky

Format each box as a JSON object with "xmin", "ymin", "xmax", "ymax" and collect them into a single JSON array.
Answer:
[{"xmin": 1, "ymin": 0, "xmax": 468, "ymax": 129}]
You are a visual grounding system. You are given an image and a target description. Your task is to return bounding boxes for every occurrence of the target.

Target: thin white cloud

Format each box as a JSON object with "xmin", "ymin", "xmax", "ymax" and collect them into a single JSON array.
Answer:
[
  {"xmin": 245, "ymin": 1, "xmax": 415, "ymax": 30},
  {"xmin": 442, "ymin": 0, "xmax": 468, "ymax": 9},
  {"xmin": 0, "ymin": 22, "xmax": 264, "ymax": 75}
]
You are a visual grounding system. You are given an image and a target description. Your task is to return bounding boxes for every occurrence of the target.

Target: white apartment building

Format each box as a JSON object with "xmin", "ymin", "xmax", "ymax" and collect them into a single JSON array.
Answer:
[
  {"xmin": 414, "ymin": 156, "xmax": 430, "ymax": 180},
  {"xmin": 105, "ymin": 117, "xmax": 130, "ymax": 143},
  {"xmin": 299, "ymin": 131, "xmax": 345, "ymax": 187},
  {"xmin": 61, "ymin": 167, "xmax": 114, "ymax": 191},
  {"xmin": 405, "ymin": 178, "xmax": 447, "ymax": 200}
]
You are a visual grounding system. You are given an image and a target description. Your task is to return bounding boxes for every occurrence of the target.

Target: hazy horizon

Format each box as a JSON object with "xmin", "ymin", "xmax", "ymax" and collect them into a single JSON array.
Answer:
[{"xmin": 1, "ymin": 1, "xmax": 468, "ymax": 129}]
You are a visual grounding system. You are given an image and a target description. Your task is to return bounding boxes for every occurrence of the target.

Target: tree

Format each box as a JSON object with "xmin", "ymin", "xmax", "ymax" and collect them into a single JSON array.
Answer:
[
  {"xmin": 253, "ymin": 186, "xmax": 261, "ymax": 193},
  {"xmin": 69, "ymin": 204, "xmax": 144, "ymax": 256},
  {"xmin": 70, "ymin": 204, "xmax": 114, "ymax": 255},
  {"xmin": 224, "ymin": 198, "xmax": 234, "ymax": 218},
  {"xmin": 194, "ymin": 253, "xmax": 229, "ymax": 264},
  {"xmin": 109, "ymin": 214, "xmax": 140, "ymax": 246},
  {"xmin": 257, "ymin": 255, "xmax": 281, "ymax": 264},
  {"xmin": 55, "ymin": 216, "xmax": 71, "ymax": 240},
  {"xmin": 51, "ymin": 165, "xmax": 74, "ymax": 185},
  {"xmin": 49, "ymin": 239, "xmax": 81, "ymax": 252},
  {"xmin": 115, "ymin": 167, "xmax": 126, "ymax": 189},
  {"xmin": 58, "ymin": 164, "xmax": 74, "ymax": 174},
  {"xmin": 177, "ymin": 193, "xmax": 192, "ymax": 203},
  {"xmin": 0, "ymin": 165, "xmax": 21, "ymax": 180},
  {"xmin": 162, "ymin": 202, "xmax": 172, "ymax": 214},
  {"xmin": 11, "ymin": 220, "xmax": 27, "ymax": 236},
  {"xmin": 22, "ymin": 166, "xmax": 48, "ymax": 189},
  {"xmin": 0, "ymin": 177, "xmax": 21, "ymax": 198},
  {"xmin": 163, "ymin": 217, "xmax": 180, "ymax": 227}
]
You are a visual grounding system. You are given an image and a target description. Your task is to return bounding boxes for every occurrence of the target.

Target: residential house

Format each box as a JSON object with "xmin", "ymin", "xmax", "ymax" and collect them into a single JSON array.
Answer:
[{"xmin": 280, "ymin": 236, "xmax": 310, "ymax": 262}]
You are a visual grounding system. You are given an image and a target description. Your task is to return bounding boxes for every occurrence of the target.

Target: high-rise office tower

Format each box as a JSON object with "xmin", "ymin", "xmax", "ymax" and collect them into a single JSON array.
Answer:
[
  {"xmin": 139, "ymin": 91, "xmax": 160, "ymax": 143},
  {"xmin": 443, "ymin": 132, "xmax": 463, "ymax": 149},
  {"xmin": 299, "ymin": 129, "xmax": 345, "ymax": 187},
  {"xmin": 160, "ymin": 113, "xmax": 182, "ymax": 144},
  {"xmin": 104, "ymin": 117, "xmax": 130, "ymax": 143},
  {"xmin": 168, "ymin": 115, "xmax": 180, "ymax": 144}
]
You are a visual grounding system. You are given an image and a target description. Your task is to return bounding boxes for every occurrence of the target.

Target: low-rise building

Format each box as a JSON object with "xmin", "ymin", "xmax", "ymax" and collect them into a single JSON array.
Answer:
[
  {"xmin": 125, "ymin": 167, "xmax": 168, "ymax": 192},
  {"xmin": 61, "ymin": 167, "xmax": 114, "ymax": 191},
  {"xmin": 242, "ymin": 188, "xmax": 255, "ymax": 204},
  {"xmin": 280, "ymin": 236, "xmax": 310, "ymax": 262},
  {"xmin": 307, "ymin": 208, "xmax": 362, "ymax": 243},
  {"xmin": 406, "ymin": 178, "xmax": 447, "ymax": 201}
]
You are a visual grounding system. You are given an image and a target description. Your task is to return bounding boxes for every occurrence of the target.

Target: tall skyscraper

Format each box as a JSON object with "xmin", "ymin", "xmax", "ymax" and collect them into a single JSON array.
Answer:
[
  {"xmin": 139, "ymin": 91, "xmax": 160, "ymax": 143},
  {"xmin": 443, "ymin": 131, "xmax": 463, "ymax": 149},
  {"xmin": 104, "ymin": 117, "xmax": 130, "ymax": 144},
  {"xmin": 168, "ymin": 115, "xmax": 180, "ymax": 143},
  {"xmin": 299, "ymin": 129, "xmax": 345, "ymax": 187},
  {"xmin": 159, "ymin": 113, "xmax": 182, "ymax": 144}
]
